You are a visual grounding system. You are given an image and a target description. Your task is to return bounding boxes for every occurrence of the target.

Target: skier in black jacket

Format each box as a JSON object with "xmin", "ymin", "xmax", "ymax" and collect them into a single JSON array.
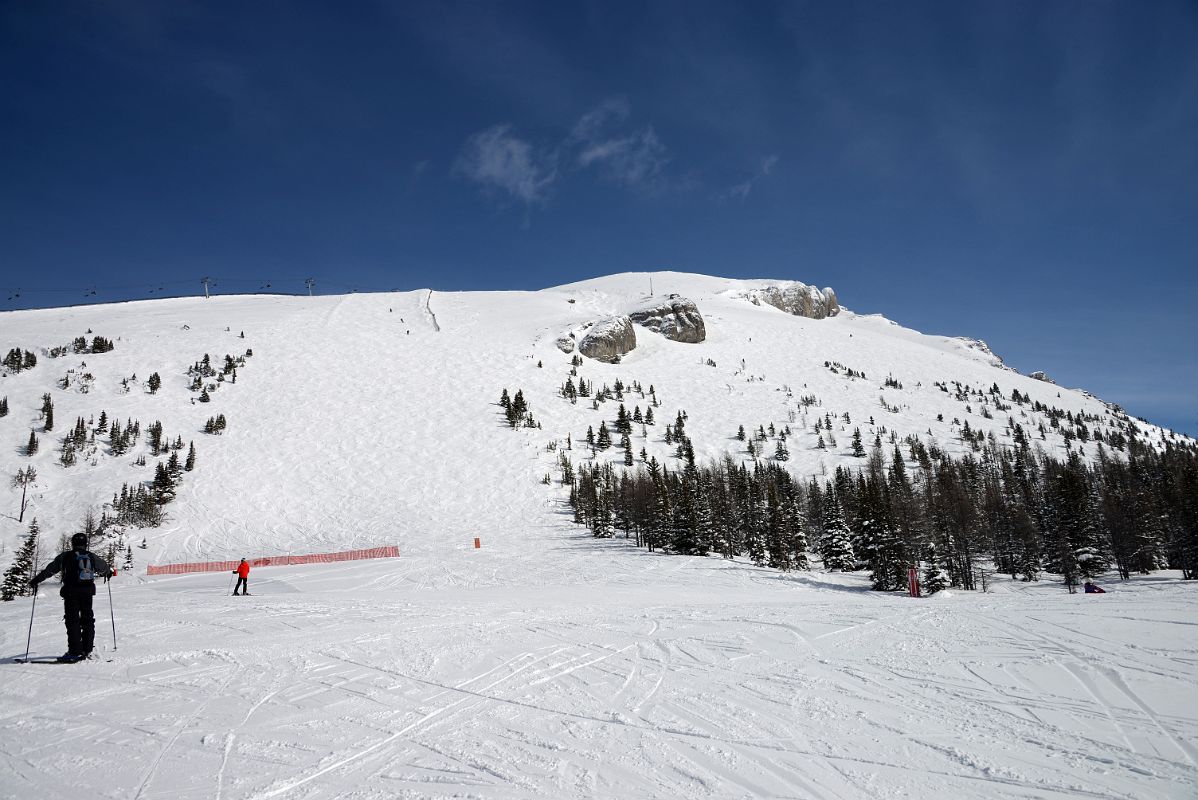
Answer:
[{"xmin": 30, "ymin": 533, "xmax": 115, "ymax": 662}]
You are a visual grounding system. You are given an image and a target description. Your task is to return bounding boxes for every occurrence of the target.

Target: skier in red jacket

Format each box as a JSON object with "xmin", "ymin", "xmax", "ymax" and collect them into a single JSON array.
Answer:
[{"xmin": 232, "ymin": 559, "xmax": 250, "ymax": 596}]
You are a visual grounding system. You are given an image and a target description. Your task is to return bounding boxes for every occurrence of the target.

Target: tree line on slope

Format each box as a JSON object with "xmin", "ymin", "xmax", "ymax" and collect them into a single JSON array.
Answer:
[{"xmin": 567, "ymin": 431, "xmax": 1198, "ymax": 592}]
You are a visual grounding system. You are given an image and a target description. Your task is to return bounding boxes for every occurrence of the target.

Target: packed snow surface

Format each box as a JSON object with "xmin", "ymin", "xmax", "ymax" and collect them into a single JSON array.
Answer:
[
  {"xmin": 2, "ymin": 565, "xmax": 1196, "ymax": 799},
  {"xmin": 1, "ymin": 272, "xmax": 1195, "ymax": 798}
]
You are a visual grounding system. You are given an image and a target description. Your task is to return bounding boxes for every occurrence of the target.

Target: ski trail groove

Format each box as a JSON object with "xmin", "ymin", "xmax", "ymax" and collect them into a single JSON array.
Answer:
[{"xmin": 132, "ymin": 667, "xmax": 240, "ymax": 800}]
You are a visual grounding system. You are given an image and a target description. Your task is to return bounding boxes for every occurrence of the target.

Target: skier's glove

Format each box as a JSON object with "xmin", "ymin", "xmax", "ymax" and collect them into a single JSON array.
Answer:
[{"xmin": 28, "ymin": 578, "xmax": 39, "ymax": 588}]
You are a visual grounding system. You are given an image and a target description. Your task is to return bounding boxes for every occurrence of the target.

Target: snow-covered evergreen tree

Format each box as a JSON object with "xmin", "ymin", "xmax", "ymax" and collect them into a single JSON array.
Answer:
[
  {"xmin": 820, "ymin": 495, "xmax": 855, "ymax": 571},
  {"xmin": 922, "ymin": 542, "xmax": 950, "ymax": 595},
  {"xmin": 1, "ymin": 518, "xmax": 40, "ymax": 601}
]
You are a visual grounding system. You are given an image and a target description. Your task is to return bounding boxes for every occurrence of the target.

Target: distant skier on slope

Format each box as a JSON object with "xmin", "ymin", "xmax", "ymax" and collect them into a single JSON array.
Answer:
[
  {"xmin": 1083, "ymin": 581, "xmax": 1106, "ymax": 594},
  {"xmin": 29, "ymin": 533, "xmax": 115, "ymax": 662},
  {"xmin": 232, "ymin": 559, "xmax": 251, "ymax": 595}
]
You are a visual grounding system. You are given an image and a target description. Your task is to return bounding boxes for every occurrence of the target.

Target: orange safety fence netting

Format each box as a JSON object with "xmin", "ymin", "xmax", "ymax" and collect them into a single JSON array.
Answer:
[{"xmin": 146, "ymin": 545, "xmax": 400, "ymax": 575}]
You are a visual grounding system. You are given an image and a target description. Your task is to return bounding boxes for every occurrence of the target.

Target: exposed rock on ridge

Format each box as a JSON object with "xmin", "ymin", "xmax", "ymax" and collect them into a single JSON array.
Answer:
[
  {"xmin": 628, "ymin": 294, "xmax": 706, "ymax": 343},
  {"xmin": 736, "ymin": 283, "xmax": 840, "ymax": 319},
  {"xmin": 578, "ymin": 316, "xmax": 636, "ymax": 362}
]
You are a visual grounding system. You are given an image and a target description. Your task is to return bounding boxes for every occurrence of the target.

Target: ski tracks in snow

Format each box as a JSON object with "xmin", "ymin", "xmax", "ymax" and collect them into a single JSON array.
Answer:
[{"xmin": 2, "ymin": 570, "xmax": 1196, "ymax": 799}]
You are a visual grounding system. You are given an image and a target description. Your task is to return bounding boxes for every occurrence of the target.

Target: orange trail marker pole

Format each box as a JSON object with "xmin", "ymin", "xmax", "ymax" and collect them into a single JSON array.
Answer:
[{"xmin": 474, "ymin": 538, "xmax": 481, "ymax": 549}]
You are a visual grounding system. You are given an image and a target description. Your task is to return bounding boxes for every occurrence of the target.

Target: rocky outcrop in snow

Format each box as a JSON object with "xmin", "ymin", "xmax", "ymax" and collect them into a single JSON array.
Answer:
[
  {"xmin": 734, "ymin": 283, "xmax": 840, "ymax": 319},
  {"xmin": 950, "ymin": 337, "xmax": 1009, "ymax": 369},
  {"xmin": 628, "ymin": 294, "xmax": 706, "ymax": 343},
  {"xmin": 579, "ymin": 316, "xmax": 636, "ymax": 362},
  {"xmin": 555, "ymin": 335, "xmax": 575, "ymax": 354},
  {"xmin": 1029, "ymin": 371, "xmax": 1055, "ymax": 384}
]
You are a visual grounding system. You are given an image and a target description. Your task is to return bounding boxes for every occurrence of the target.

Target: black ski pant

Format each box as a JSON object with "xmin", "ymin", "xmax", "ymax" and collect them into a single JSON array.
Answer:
[
  {"xmin": 234, "ymin": 577, "xmax": 248, "ymax": 595},
  {"xmin": 61, "ymin": 587, "xmax": 96, "ymax": 655}
]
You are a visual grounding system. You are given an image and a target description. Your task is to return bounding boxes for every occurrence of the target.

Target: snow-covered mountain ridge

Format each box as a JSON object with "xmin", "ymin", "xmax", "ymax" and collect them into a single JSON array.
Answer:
[
  {"xmin": 2, "ymin": 271, "xmax": 1196, "ymax": 800},
  {"xmin": 0, "ymin": 271, "xmax": 1186, "ymax": 567}
]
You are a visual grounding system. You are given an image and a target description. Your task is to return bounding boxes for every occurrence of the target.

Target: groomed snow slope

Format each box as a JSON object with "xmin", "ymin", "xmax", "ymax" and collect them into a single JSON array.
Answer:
[
  {"xmin": 0, "ymin": 271, "xmax": 1183, "ymax": 564},
  {"xmin": 0, "ymin": 272, "xmax": 1195, "ymax": 798},
  {"xmin": 2, "ymin": 561, "xmax": 1196, "ymax": 798}
]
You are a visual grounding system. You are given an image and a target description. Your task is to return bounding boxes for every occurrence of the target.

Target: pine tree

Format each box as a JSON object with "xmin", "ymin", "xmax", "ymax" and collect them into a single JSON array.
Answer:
[
  {"xmin": 12, "ymin": 466, "xmax": 36, "ymax": 522},
  {"xmin": 774, "ymin": 440, "xmax": 789, "ymax": 461},
  {"xmin": 821, "ymin": 495, "xmax": 856, "ymax": 571},
  {"xmin": 511, "ymin": 390, "xmax": 527, "ymax": 424},
  {"xmin": 592, "ymin": 482, "xmax": 613, "ymax": 538},
  {"xmin": 0, "ymin": 396, "xmax": 7, "ymax": 417},
  {"xmin": 148, "ymin": 372, "xmax": 162, "ymax": 393},
  {"xmin": 765, "ymin": 483, "xmax": 789, "ymax": 569},
  {"xmin": 596, "ymin": 422, "xmax": 612, "ymax": 450},
  {"xmin": 922, "ymin": 542, "xmax": 950, "ymax": 595},
  {"xmin": 185, "ymin": 442, "xmax": 196, "ymax": 471},
  {"xmin": 784, "ymin": 489, "xmax": 810, "ymax": 569},
  {"xmin": 1, "ymin": 518, "xmax": 40, "ymax": 601},
  {"xmin": 616, "ymin": 404, "xmax": 630, "ymax": 435},
  {"xmin": 167, "ymin": 451, "xmax": 183, "ymax": 483},
  {"xmin": 744, "ymin": 483, "xmax": 767, "ymax": 566},
  {"xmin": 622, "ymin": 433, "xmax": 633, "ymax": 466},
  {"xmin": 58, "ymin": 437, "xmax": 77, "ymax": 467},
  {"xmin": 26, "ymin": 430, "xmax": 39, "ymax": 456},
  {"xmin": 851, "ymin": 428, "xmax": 865, "ymax": 457},
  {"xmin": 153, "ymin": 462, "xmax": 176, "ymax": 504}
]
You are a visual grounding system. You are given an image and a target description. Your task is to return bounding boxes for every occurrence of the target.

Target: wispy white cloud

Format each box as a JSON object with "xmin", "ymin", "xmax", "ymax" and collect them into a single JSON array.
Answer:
[
  {"xmin": 454, "ymin": 125, "xmax": 557, "ymax": 204},
  {"xmin": 455, "ymin": 98, "xmax": 673, "ymax": 211},
  {"xmin": 724, "ymin": 154, "xmax": 779, "ymax": 201},
  {"xmin": 570, "ymin": 97, "xmax": 668, "ymax": 189},
  {"xmin": 578, "ymin": 127, "xmax": 667, "ymax": 188}
]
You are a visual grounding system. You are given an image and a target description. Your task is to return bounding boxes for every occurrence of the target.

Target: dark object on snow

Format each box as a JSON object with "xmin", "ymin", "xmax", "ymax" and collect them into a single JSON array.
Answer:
[
  {"xmin": 21, "ymin": 591, "xmax": 37, "ymax": 662},
  {"xmin": 30, "ymin": 536, "xmax": 114, "ymax": 659},
  {"xmin": 1084, "ymin": 582, "xmax": 1106, "ymax": 594}
]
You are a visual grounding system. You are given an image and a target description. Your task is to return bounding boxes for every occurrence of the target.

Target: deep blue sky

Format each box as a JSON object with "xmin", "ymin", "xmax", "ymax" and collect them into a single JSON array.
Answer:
[{"xmin": 2, "ymin": 1, "xmax": 1196, "ymax": 434}]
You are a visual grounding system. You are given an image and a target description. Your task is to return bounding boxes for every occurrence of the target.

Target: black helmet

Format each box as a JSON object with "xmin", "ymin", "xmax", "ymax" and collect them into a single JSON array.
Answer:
[{"xmin": 71, "ymin": 532, "xmax": 88, "ymax": 549}]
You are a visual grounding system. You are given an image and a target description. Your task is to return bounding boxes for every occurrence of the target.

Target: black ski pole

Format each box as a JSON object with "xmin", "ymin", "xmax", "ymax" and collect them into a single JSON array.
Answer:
[
  {"xmin": 227, "ymin": 571, "xmax": 236, "ymax": 595},
  {"xmin": 108, "ymin": 577, "xmax": 117, "ymax": 651},
  {"xmin": 22, "ymin": 591, "xmax": 37, "ymax": 663}
]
